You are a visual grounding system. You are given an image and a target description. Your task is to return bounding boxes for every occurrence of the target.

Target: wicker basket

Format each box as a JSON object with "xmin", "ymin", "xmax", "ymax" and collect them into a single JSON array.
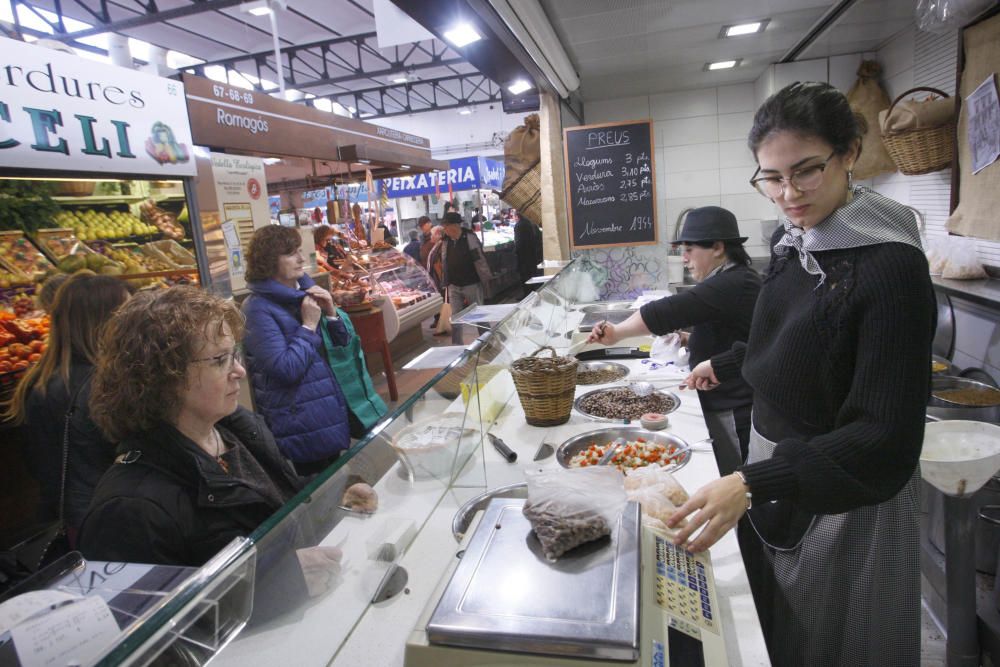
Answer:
[
  {"xmin": 500, "ymin": 160, "xmax": 542, "ymax": 225},
  {"xmin": 881, "ymin": 87, "xmax": 955, "ymax": 176},
  {"xmin": 510, "ymin": 346, "xmax": 578, "ymax": 426}
]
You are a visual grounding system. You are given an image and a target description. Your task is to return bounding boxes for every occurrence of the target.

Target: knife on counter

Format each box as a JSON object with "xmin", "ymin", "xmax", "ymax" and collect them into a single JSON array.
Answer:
[{"xmin": 487, "ymin": 432, "xmax": 518, "ymax": 463}]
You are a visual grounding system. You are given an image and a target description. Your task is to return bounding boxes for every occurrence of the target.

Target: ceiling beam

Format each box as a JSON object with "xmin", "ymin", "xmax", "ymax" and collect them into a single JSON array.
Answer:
[{"xmin": 48, "ymin": 0, "xmax": 248, "ymax": 40}]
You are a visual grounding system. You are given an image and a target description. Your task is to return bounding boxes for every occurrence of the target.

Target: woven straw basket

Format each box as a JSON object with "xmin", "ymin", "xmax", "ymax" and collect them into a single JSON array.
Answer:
[
  {"xmin": 881, "ymin": 87, "xmax": 955, "ymax": 176},
  {"xmin": 510, "ymin": 346, "xmax": 578, "ymax": 426},
  {"xmin": 500, "ymin": 160, "xmax": 542, "ymax": 225}
]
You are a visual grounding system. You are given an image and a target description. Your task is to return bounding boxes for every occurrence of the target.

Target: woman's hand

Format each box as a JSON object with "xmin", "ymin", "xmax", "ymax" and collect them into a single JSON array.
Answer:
[
  {"xmin": 301, "ymin": 296, "xmax": 322, "ymax": 330},
  {"xmin": 587, "ymin": 321, "xmax": 619, "ymax": 345},
  {"xmin": 685, "ymin": 359, "xmax": 720, "ymax": 391},
  {"xmin": 295, "ymin": 546, "xmax": 343, "ymax": 597},
  {"xmin": 305, "ymin": 285, "xmax": 336, "ymax": 316},
  {"xmin": 667, "ymin": 474, "xmax": 749, "ymax": 553}
]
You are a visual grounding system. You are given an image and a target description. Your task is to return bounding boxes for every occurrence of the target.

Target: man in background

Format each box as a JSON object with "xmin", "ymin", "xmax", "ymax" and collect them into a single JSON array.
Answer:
[{"xmin": 441, "ymin": 212, "xmax": 492, "ymax": 343}]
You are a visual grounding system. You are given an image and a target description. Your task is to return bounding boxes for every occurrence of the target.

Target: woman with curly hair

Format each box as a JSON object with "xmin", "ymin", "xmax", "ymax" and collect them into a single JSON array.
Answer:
[
  {"xmin": 242, "ymin": 225, "xmax": 374, "ymax": 475},
  {"xmin": 4, "ymin": 272, "xmax": 130, "ymax": 545},
  {"xmin": 78, "ymin": 286, "xmax": 306, "ymax": 566}
]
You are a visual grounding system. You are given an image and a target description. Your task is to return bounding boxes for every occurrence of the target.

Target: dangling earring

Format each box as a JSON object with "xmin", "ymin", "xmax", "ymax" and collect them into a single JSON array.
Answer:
[{"xmin": 847, "ymin": 170, "xmax": 854, "ymax": 190}]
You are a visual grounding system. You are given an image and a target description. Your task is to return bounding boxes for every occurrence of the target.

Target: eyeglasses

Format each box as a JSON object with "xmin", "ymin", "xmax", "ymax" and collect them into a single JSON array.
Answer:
[
  {"xmin": 749, "ymin": 150, "xmax": 837, "ymax": 198},
  {"xmin": 191, "ymin": 347, "xmax": 243, "ymax": 372}
]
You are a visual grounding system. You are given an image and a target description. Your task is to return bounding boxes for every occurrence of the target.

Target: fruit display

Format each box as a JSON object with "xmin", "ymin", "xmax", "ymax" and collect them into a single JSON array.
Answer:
[
  {"xmin": 143, "ymin": 239, "xmax": 195, "ymax": 268},
  {"xmin": 34, "ymin": 229, "xmax": 98, "ymax": 261},
  {"xmin": 139, "ymin": 199, "xmax": 184, "ymax": 240},
  {"xmin": 0, "ymin": 232, "xmax": 55, "ymax": 281},
  {"xmin": 0, "ymin": 269, "xmax": 27, "ymax": 288},
  {"xmin": 52, "ymin": 209, "xmax": 157, "ymax": 241},
  {"xmin": 0, "ymin": 312, "xmax": 49, "ymax": 377},
  {"xmin": 100, "ymin": 243, "xmax": 172, "ymax": 273}
]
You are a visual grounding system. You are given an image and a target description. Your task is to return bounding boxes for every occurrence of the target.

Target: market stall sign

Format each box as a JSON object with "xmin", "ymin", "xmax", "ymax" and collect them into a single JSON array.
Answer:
[
  {"xmin": 563, "ymin": 120, "xmax": 658, "ymax": 249},
  {"xmin": 381, "ymin": 156, "xmax": 504, "ymax": 197},
  {"xmin": 0, "ymin": 37, "xmax": 196, "ymax": 177},
  {"xmin": 183, "ymin": 74, "xmax": 432, "ymax": 162}
]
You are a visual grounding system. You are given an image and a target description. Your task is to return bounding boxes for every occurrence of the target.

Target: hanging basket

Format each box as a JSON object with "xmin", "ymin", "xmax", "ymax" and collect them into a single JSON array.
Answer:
[
  {"xmin": 510, "ymin": 346, "xmax": 578, "ymax": 426},
  {"xmin": 500, "ymin": 160, "xmax": 542, "ymax": 225},
  {"xmin": 880, "ymin": 87, "xmax": 955, "ymax": 176}
]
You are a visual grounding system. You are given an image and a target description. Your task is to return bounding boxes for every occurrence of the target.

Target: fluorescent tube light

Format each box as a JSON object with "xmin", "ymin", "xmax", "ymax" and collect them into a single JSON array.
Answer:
[
  {"xmin": 724, "ymin": 21, "xmax": 765, "ymax": 37},
  {"xmin": 707, "ymin": 60, "xmax": 738, "ymax": 70},
  {"xmin": 458, "ymin": 108, "xmax": 473, "ymax": 115}
]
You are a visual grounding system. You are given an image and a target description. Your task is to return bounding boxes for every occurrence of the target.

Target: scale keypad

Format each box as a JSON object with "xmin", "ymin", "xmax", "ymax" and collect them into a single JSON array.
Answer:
[{"xmin": 654, "ymin": 535, "xmax": 718, "ymax": 639}]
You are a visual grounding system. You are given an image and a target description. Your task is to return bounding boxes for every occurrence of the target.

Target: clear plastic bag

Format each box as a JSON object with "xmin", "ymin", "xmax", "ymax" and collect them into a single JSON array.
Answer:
[
  {"xmin": 650, "ymin": 333, "xmax": 689, "ymax": 367},
  {"xmin": 926, "ymin": 236, "xmax": 948, "ymax": 275},
  {"xmin": 941, "ymin": 236, "xmax": 988, "ymax": 279},
  {"xmin": 624, "ymin": 465, "xmax": 690, "ymax": 536},
  {"xmin": 915, "ymin": 0, "xmax": 994, "ymax": 34},
  {"xmin": 523, "ymin": 467, "xmax": 626, "ymax": 561}
]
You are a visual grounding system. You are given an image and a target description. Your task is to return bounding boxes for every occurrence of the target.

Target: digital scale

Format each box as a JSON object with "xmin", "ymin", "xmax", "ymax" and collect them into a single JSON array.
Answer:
[{"xmin": 404, "ymin": 499, "xmax": 731, "ymax": 666}]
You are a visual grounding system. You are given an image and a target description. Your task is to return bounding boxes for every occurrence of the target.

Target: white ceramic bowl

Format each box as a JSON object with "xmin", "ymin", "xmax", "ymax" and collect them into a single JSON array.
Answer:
[
  {"xmin": 391, "ymin": 414, "xmax": 478, "ymax": 481},
  {"xmin": 922, "ymin": 420, "xmax": 1000, "ymax": 497}
]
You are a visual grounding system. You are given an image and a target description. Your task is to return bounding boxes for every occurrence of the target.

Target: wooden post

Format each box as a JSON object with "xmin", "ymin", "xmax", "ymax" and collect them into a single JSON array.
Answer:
[{"xmin": 539, "ymin": 91, "xmax": 571, "ymax": 262}]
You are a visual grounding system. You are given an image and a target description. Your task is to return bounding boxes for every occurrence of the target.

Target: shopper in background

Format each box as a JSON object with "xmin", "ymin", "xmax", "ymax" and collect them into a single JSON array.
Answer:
[
  {"xmin": 668, "ymin": 82, "xmax": 934, "ymax": 666},
  {"xmin": 588, "ymin": 207, "xmax": 760, "ymax": 474},
  {"xmin": 441, "ymin": 211, "xmax": 492, "ymax": 343},
  {"xmin": 376, "ymin": 218, "xmax": 396, "ymax": 245},
  {"xmin": 34, "ymin": 273, "xmax": 69, "ymax": 313},
  {"xmin": 4, "ymin": 273, "xmax": 130, "ymax": 547},
  {"xmin": 242, "ymin": 225, "xmax": 352, "ymax": 475},
  {"xmin": 417, "ymin": 216, "xmax": 434, "ymax": 265},
  {"xmin": 426, "ymin": 225, "xmax": 446, "ymax": 331},
  {"xmin": 403, "ymin": 229, "xmax": 422, "ymax": 263},
  {"xmin": 514, "ymin": 214, "xmax": 543, "ymax": 297}
]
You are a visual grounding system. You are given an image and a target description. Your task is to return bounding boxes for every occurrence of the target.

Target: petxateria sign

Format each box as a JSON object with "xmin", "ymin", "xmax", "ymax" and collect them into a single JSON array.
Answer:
[{"xmin": 0, "ymin": 37, "xmax": 196, "ymax": 177}]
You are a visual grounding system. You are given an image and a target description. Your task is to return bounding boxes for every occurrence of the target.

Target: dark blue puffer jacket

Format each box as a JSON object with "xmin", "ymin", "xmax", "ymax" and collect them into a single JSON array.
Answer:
[{"xmin": 242, "ymin": 275, "xmax": 351, "ymax": 463}]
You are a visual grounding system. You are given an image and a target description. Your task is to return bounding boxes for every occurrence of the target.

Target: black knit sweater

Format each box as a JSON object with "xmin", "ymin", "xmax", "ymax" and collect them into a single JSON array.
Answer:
[
  {"xmin": 712, "ymin": 236, "xmax": 935, "ymax": 513},
  {"xmin": 639, "ymin": 264, "xmax": 761, "ymax": 412}
]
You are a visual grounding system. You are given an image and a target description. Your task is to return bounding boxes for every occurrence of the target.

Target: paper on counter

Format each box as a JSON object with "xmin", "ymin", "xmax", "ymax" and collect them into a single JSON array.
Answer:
[
  {"xmin": 0, "ymin": 591, "xmax": 79, "ymax": 636},
  {"xmin": 10, "ymin": 595, "xmax": 120, "ymax": 667}
]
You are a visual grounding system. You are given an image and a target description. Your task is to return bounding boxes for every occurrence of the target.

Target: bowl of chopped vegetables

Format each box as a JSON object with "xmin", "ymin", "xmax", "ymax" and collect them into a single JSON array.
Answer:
[{"xmin": 555, "ymin": 426, "xmax": 691, "ymax": 474}]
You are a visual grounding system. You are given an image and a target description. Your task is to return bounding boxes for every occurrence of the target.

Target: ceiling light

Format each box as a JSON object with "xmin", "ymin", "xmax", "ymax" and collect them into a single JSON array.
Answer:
[
  {"xmin": 458, "ymin": 108, "xmax": 473, "ymax": 115},
  {"xmin": 358, "ymin": 159, "xmax": 371, "ymax": 164},
  {"xmin": 400, "ymin": 165, "xmax": 411, "ymax": 170},
  {"xmin": 392, "ymin": 76, "xmax": 408, "ymax": 84},
  {"xmin": 443, "ymin": 23, "xmax": 482, "ymax": 48},
  {"xmin": 722, "ymin": 20, "xmax": 768, "ymax": 37},
  {"xmin": 706, "ymin": 59, "xmax": 739, "ymax": 71},
  {"xmin": 243, "ymin": 1, "xmax": 271, "ymax": 16},
  {"xmin": 507, "ymin": 79, "xmax": 532, "ymax": 95}
]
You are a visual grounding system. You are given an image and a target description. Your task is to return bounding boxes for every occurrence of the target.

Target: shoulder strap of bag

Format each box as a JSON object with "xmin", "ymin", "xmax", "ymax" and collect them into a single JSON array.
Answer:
[{"xmin": 59, "ymin": 371, "xmax": 92, "ymax": 526}]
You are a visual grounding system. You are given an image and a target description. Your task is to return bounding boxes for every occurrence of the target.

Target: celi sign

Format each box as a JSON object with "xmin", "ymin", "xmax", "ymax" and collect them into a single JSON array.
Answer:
[{"xmin": 0, "ymin": 37, "xmax": 196, "ymax": 177}]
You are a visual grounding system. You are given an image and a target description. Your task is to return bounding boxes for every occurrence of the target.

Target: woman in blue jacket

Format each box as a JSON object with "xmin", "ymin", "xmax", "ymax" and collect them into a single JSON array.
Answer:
[{"xmin": 242, "ymin": 225, "xmax": 352, "ymax": 475}]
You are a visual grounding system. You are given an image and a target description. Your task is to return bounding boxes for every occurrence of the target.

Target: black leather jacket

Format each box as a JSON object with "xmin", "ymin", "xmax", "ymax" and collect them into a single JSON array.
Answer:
[{"xmin": 79, "ymin": 407, "xmax": 303, "ymax": 567}]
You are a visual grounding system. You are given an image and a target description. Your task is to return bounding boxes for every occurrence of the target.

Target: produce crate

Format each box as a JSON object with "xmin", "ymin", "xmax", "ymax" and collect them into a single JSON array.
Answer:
[
  {"xmin": 33, "ymin": 228, "xmax": 98, "ymax": 262},
  {"xmin": 142, "ymin": 239, "xmax": 195, "ymax": 269},
  {"xmin": 0, "ymin": 231, "xmax": 54, "ymax": 282}
]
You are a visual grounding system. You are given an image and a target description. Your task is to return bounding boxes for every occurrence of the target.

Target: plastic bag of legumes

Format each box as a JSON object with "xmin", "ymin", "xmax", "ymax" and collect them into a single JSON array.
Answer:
[{"xmin": 522, "ymin": 467, "xmax": 626, "ymax": 561}]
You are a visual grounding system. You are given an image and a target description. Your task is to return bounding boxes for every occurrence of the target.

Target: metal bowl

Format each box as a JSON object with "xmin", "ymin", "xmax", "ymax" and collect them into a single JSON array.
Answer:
[
  {"xmin": 555, "ymin": 426, "xmax": 691, "ymax": 473},
  {"xmin": 928, "ymin": 376, "xmax": 1000, "ymax": 423},
  {"xmin": 573, "ymin": 385, "xmax": 681, "ymax": 423},
  {"xmin": 451, "ymin": 483, "xmax": 528, "ymax": 542},
  {"xmin": 575, "ymin": 361, "xmax": 629, "ymax": 385}
]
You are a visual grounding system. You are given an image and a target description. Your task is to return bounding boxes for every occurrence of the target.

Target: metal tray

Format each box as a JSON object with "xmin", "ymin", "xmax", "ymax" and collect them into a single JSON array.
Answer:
[
  {"xmin": 451, "ymin": 483, "xmax": 528, "ymax": 542},
  {"xmin": 575, "ymin": 361, "xmax": 630, "ymax": 385},
  {"xmin": 578, "ymin": 309, "xmax": 635, "ymax": 330},
  {"xmin": 555, "ymin": 426, "xmax": 692, "ymax": 473},
  {"xmin": 579, "ymin": 302, "xmax": 633, "ymax": 313},
  {"xmin": 573, "ymin": 385, "xmax": 681, "ymax": 422},
  {"xmin": 428, "ymin": 498, "xmax": 641, "ymax": 661}
]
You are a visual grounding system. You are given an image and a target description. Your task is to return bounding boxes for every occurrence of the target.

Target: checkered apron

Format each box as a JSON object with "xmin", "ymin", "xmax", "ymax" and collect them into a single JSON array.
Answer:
[{"xmin": 744, "ymin": 425, "xmax": 921, "ymax": 666}]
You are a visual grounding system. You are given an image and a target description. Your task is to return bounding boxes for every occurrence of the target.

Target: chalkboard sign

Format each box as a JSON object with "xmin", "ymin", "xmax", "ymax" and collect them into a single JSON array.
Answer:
[{"xmin": 563, "ymin": 119, "xmax": 658, "ymax": 249}]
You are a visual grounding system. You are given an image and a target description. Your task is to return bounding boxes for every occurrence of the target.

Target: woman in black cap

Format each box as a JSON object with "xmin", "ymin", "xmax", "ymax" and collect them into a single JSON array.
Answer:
[{"xmin": 587, "ymin": 206, "xmax": 761, "ymax": 474}]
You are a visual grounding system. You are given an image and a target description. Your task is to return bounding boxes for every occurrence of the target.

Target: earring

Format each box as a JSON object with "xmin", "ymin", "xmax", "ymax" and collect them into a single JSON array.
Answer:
[{"xmin": 847, "ymin": 170, "xmax": 854, "ymax": 191}]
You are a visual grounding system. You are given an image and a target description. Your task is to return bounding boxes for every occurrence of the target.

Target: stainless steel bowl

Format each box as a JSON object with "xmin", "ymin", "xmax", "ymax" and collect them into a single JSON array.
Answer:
[
  {"xmin": 574, "ymin": 386, "xmax": 681, "ymax": 422},
  {"xmin": 555, "ymin": 426, "xmax": 691, "ymax": 473},
  {"xmin": 928, "ymin": 376, "xmax": 1000, "ymax": 422},
  {"xmin": 575, "ymin": 361, "xmax": 630, "ymax": 385},
  {"xmin": 451, "ymin": 483, "xmax": 528, "ymax": 542}
]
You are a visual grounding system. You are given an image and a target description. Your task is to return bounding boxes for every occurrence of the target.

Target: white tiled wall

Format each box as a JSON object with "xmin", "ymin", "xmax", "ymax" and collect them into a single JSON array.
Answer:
[{"xmin": 585, "ymin": 83, "xmax": 776, "ymax": 260}]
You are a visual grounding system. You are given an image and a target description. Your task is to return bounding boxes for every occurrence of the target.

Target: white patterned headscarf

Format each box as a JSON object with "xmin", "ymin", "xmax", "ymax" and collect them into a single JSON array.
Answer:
[{"xmin": 774, "ymin": 186, "xmax": 923, "ymax": 287}]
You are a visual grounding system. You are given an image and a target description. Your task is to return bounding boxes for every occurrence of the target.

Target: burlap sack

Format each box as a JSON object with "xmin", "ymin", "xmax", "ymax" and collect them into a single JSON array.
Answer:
[
  {"xmin": 846, "ymin": 61, "xmax": 896, "ymax": 180},
  {"xmin": 503, "ymin": 114, "xmax": 541, "ymax": 190},
  {"xmin": 878, "ymin": 95, "xmax": 955, "ymax": 133}
]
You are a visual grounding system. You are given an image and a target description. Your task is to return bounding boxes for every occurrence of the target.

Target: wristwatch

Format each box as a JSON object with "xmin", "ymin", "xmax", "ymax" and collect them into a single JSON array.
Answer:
[{"xmin": 733, "ymin": 470, "xmax": 753, "ymax": 511}]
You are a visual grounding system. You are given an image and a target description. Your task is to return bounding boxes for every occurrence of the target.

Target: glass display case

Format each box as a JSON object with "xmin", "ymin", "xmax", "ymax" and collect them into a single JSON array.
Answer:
[{"xmin": 12, "ymin": 256, "xmax": 763, "ymax": 667}]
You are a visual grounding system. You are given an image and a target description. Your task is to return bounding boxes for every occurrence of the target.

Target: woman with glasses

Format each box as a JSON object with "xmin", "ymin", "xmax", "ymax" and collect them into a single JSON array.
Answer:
[
  {"xmin": 667, "ymin": 82, "xmax": 934, "ymax": 665},
  {"xmin": 241, "ymin": 225, "xmax": 363, "ymax": 476},
  {"xmin": 79, "ymin": 287, "xmax": 305, "ymax": 566},
  {"xmin": 587, "ymin": 206, "xmax": 761, "ymax": 475}
]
